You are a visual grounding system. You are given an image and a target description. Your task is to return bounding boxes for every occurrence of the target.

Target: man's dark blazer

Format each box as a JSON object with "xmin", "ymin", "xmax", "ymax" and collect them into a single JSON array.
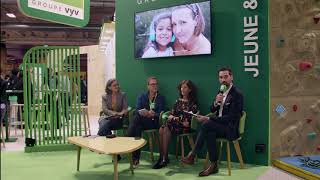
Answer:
[
  {"xmin": 136, "ymin": 91, "xmax": 165, "ymax": 125},
  {"xmin": 209, "ymin": 85, "xmax": 244, "ymax": 141}
]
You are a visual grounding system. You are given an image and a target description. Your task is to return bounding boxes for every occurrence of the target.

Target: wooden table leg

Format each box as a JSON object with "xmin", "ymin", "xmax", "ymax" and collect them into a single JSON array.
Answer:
[
  {"xmin": 113, "ymin": 154, "xmax": 118, "ymax": 180},
  {"xmin": 77, "ymin": 146, "xmax": 81, "ymax": 171},
  {"xmin": 226, "ymin": 142, "xmax": 231, "ymax": 176},
  {"xmin": 129, "ymin": 153, "xmax": 134, "ymax": 175}
]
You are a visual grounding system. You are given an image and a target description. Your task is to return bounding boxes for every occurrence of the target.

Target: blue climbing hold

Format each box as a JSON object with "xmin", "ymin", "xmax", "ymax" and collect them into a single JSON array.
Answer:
[{"xmin": 276, "ymin": 104, "xmax": 286, "ymax": 114}]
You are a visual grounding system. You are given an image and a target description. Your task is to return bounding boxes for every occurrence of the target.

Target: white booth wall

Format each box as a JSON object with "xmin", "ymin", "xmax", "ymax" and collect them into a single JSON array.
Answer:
[{"xmin": 80, "ymin": 32, "xmax": 115, "ymax": 116}]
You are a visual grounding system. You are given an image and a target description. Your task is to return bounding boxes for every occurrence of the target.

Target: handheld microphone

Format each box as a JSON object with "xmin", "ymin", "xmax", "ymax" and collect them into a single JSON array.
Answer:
[
  {"xmin": 219, "ymin": 84, "xmax": 227, "ymax": 94},
  {"xmin": 217, "ymin": 84, "xmax": 227, "ymax": 105}
]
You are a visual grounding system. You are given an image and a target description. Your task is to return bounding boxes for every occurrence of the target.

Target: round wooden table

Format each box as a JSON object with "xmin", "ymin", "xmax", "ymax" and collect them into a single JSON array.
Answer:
[{"xmin": 68, "ymin": 136, "xmax": 147, "ymax": 180}]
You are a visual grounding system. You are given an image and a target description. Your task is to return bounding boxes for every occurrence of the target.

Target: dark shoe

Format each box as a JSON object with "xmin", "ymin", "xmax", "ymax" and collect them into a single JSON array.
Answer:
[
  {"xmin": 152, "ymin": 160, "xmax": 168, "ymax": 169},
  {"xmin": 198, "ymin": 162, "xmax": 219, "ymax": 177},
  {"xmin": 181, "ymin": 152, "xmax": 195, "ymax": 165},
  {"xmin": 132, "ymin": 159, "xmax": 139, "ymax": 169},
  {"xmin": 166, "ymin": 158, "xmax": 170, "ymax": 164},
  {"xmin": 152, "ymin": 159, "xmax": 162, "ymax": 169}
]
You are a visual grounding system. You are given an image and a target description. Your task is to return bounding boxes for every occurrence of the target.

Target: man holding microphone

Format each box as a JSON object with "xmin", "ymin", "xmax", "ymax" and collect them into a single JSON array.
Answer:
[{"xmin": 181, "ymin": 67, "xmax": 244, "ymax": 177}]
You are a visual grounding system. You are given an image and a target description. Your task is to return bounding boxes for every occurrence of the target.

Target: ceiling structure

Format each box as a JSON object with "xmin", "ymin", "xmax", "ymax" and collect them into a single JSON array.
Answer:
[{"xmin": 0, "ymin": 0, "xmax": 115, "ymax": 63}]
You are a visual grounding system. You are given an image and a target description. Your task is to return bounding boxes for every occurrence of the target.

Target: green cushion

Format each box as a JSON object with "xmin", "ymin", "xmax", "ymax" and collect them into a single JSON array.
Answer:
[
  {"xmin": 160, "ymin": 111, "xmax": 170, "ymax": 125},
  {"xmin": 9, "ymin": 96, "xmax": 18, "ymax": 102}
]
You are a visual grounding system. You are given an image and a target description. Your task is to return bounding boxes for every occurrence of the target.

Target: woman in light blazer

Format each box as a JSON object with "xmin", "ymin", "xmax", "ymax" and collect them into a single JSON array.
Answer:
[{"xmin": 98, "ymin": 79, "xmax": 128, "ymax": 136}]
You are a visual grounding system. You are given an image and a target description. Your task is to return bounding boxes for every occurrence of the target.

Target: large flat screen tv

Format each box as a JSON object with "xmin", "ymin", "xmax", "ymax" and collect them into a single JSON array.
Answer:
[{"xmin": 135, "ymin": 1, "xmax": 212, "ymax": 59}]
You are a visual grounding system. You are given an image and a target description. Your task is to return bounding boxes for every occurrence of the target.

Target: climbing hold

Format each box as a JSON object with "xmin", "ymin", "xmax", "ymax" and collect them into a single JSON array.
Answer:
[
  {"xmin": 292, "ymin": 105, "xmax": 298, "ymax": 112},
  {"xmin": 310, "ymin": 100, "xmax": 320, "ymax": 113},
  {"xmin": 307, "ymin": 132, "xmax": 317, "ymax": 140},
  {"xmin": 276, "ymin": 35, "xmax": 285, "ymax": 48},
  {"xmin": 275, "ymin": 104, "xmax": 286, "ymax": 115},
  {"xmin": 298, "ymin": 61, "xmax": 313, "ymax": 71},
  {"xmin": 284, "ymin": 73, "xmax": 294, "ymax": 82},
  {"xmin": 306, "ymin": 119, "xmax": 312, "ymax": 124},
  {"xmin": 315, "ymin": 64, "xmax": 320, "ymax": 73},
  {"xmin": 314, "ymin": 14, "xmax": 320, "ymax": 24}
]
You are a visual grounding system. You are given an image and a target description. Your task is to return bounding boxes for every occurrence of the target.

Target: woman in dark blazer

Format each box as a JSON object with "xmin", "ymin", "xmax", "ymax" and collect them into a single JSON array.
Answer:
[{"xmin": 98, "ymin": 79, "xmax": 128, "ymax": 136}]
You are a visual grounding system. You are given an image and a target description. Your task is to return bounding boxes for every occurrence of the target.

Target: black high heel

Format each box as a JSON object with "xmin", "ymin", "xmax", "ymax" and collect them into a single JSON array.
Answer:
[{"xmin": 152, "ymin": 158, "xmax": 169, "ymax": 169}]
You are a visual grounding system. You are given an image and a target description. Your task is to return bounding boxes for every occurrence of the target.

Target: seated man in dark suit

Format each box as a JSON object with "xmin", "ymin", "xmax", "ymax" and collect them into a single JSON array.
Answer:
[
  {"xmin": 182, "ymin": 67, "xmax": 244, "ymax": 177},
  {"xmin": 127, "ymin": 76, "xmax": 165, "ymax": 167}
]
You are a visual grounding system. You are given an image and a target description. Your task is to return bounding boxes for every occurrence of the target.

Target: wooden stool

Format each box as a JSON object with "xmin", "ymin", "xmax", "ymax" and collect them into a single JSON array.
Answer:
[
  {"xmin": 9, "ymin": 103, "xmax": 24, "ymax": 137},
  {"xmin": 143, "ymin": 129, "xmax": 159, "ymax": 162},
  {"xmin": 176, "ymin": 132, "xmax": 196, "ymax": 161},
  {"xmin": 80, "ymin": 105, "xmax": 91, "ymax": 136}
]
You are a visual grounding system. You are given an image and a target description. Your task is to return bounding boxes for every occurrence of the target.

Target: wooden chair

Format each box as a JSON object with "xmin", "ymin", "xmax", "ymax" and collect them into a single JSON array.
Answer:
[
  {"xmin": 160, "ymin": 111, "xmax": 199, "ymax": 161},
  {"xmin": 143, "ymin": 128, "xmax": 160, "ymax": 161},
  {"xmin": 125, "ymin": 108, "xmax": 162, "ymax": 162},
  {"xmin": 203, "ymin": 111, "xmax": 246, "ymax": 176},
  {"xmin": 143, "ymin": 111, "xmax": 166, "ymax": 161},
  {"xmin": 9, "ymin": 103, "xmax": 24, "ymax": 137},
  {"xmin": 80, "ymin": 105, "xmax": 91, "ymax": 136},
  {"xmin": 141, "ymin": 111, "xmax": 164, "ymax": 162}
]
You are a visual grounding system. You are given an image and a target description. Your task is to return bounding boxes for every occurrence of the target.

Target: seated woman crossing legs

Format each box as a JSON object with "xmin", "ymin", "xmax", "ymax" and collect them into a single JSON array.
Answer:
[
  {"xmin": 153, "ymin": 80, "xmax": 198, "ymax": 169},
  {"xmin": 97, "ymin": 79, "xmax": 128, "ymax": 160},
  {"xmin": 97, "ymin": 79, "xmax": 128, "ymax": 136}
]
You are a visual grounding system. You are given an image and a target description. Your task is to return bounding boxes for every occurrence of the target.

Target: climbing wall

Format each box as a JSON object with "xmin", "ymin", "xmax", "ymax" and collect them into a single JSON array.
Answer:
[{"xmin": 270, "ymin": 0, "xmax": 320, "ymax": 159}]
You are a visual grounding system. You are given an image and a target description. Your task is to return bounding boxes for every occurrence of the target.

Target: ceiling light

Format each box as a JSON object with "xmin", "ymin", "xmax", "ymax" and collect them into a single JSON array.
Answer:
[
  {"xmin": 6, "ymin": 13, "xmax": 16, "ymax": 18},
  {"xmin": 15, "ymin": 25, "xmax": 30, "ymax": 27}
]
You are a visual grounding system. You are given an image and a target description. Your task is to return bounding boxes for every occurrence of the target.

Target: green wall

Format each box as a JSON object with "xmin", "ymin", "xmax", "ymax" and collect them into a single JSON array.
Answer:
[{"xmin": 116, "ymin": 0, "xmax": 269, "ymax": 165}]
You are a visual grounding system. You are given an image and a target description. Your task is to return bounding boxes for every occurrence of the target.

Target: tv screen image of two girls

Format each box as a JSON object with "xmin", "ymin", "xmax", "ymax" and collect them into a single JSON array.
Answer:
[{"xmin": 135, "ymin": 1, "xmax": 212, "ymax": 59}]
